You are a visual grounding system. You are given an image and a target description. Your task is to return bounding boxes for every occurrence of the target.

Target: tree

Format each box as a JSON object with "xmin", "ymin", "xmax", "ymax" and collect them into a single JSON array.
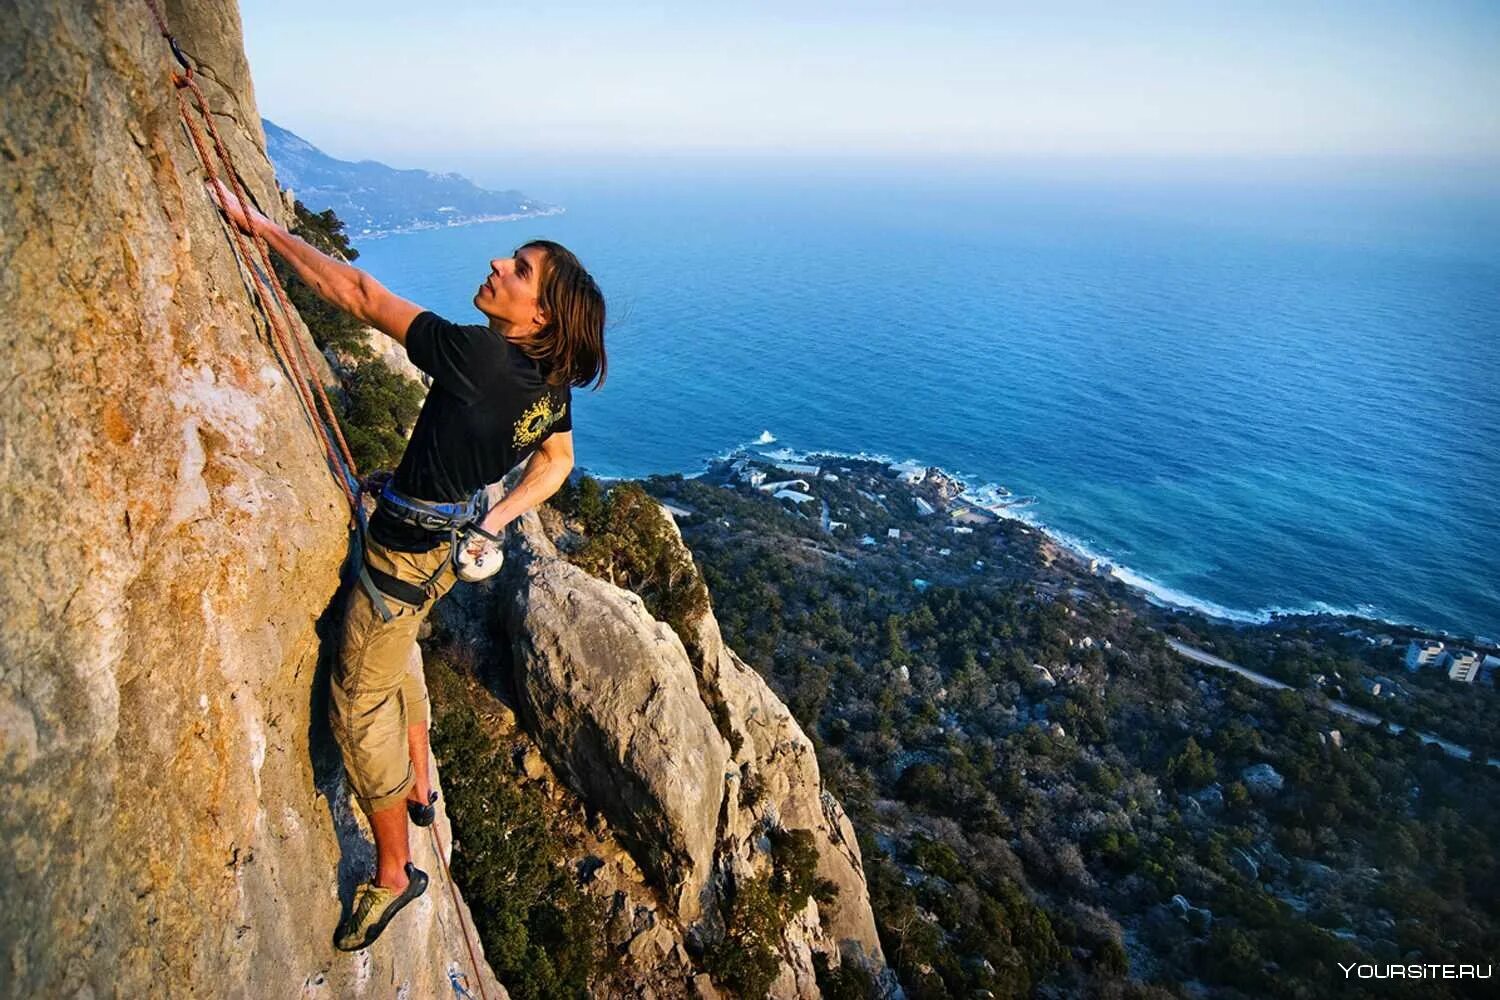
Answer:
[{"xmin": 1166, "ymin": 736, "xmax": 1217, "ymax": 789}]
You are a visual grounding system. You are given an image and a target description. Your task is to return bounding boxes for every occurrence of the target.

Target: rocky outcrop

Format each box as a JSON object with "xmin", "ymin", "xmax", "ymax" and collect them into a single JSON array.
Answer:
[
  {"xmin": 499, "ymin": 489, "xmax": 891, "ymax": 994},
  {"xmin": 0, "ymin": 2, "xmax": 501, "ymax": 996},
  {"xmin": 697, "ymin": 607, "xmax": 885, "ymax": 972},
  {"xmin": 361, "ymin": 326, "xmax": 429, "ymax": 383},
  {"xmin": 503, "ymin": 531, "xmax": 732, "ymax": 921}
]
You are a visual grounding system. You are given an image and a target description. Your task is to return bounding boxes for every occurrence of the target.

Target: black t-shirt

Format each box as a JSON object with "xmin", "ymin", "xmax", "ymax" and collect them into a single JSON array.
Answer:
[{"xmin": 369, "ymin": 310, "xmax": 572, "ymax": 551}]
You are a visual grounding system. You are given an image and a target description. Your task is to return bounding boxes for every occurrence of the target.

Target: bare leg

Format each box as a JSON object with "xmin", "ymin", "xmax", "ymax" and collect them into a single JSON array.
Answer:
[
  {"xmin": 406, "ymin": 722, "xmax": 432, "ymax": 808},
  {"xmin": 370, "ymin": 803, "xmax": 411, "ymax": 890}
]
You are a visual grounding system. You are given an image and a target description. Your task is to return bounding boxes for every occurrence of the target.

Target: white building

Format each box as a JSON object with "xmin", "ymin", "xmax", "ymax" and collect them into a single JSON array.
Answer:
[
  {"xmin": 945, "ymin": 525, "xmax": 973, "ymax": 534},
  {"xmin": 775, "ymin": 462, "xmax": 821, "ymax": 477},
  {"xmin": 740, "ymin": 469, "xmax": 767, "ymax": 487},
  {"xmin": 1446, "ymin": 650, "xmax": 1481, "ymax": 684},
  {"xmin": 913, "ymin": 496, "xmax": 936, "ymax": 517},
  {"xmin": 772, "ymin": 489, "xmax": 816, "ymax": 504},
  {"xmin": 887, "ymin": 528, "xmax": 901, "ymax": 540},
  {"xmin": 1405, "ymin": 639, "xmax": 1445, "ymax": 672},
  {"xmin": 828, "ymin": 519, "xmax": 848, "ymax": 531},
  {"xmin": 823, "ymin": 473, "xmax": 839, "ymax": 482},
  {"xmin": 888, "ymin": 461, "xmax": 927, "ymax": 484},
  {"xmin": 758, "ymin": 478, "xmax": 809, "ymax": 494}
]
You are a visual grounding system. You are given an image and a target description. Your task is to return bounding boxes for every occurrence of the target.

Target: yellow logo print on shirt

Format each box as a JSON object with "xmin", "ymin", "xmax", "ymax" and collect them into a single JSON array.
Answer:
[{"xmin": 513, "ymin": 394, "xmax": 566, "ymax": 449}]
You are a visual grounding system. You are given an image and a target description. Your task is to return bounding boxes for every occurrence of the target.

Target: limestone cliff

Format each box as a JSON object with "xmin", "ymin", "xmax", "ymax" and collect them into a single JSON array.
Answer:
[
  {"xmin": 486, "ymin": 488, "xmax": 896, "ymax": 997},
  {"xmin": 0, "ymin": 2, "xmax": 502, "ymax": 996}
]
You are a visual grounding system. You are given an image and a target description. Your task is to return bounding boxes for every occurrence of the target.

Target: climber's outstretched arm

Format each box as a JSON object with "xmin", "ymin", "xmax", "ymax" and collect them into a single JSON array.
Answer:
[
  {"xmin": 205, "ymin": 179, "xmax": 422, "ymax": 344},
  {"xmin": 474, "ymin": 431, "xmax": 574, "ymax": 538}
]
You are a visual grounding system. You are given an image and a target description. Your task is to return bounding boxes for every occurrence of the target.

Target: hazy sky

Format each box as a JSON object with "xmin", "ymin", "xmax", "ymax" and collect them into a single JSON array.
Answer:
[{"xmin": 239, "ymin": 0, "xmax": 1499, "ymax": 171}]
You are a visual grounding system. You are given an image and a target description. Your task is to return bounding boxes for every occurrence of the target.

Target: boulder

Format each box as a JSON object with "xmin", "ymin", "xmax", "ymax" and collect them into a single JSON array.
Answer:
[
  {"xmin": 501, "ymin": 513, "xmax": 731, "ymax": 920},
  {"xmin": 1241, "ymin": 763, "xmax": 1285, "ymax": 798},
  {"xmin": 497, "ymin": 496, "xmax": 892, "ymax": 992}
]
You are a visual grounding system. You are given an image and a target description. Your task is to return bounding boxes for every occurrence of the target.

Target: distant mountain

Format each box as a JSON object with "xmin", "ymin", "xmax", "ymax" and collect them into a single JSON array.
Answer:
[{"xmin": 262, "ymin": 119, "xmax": 558, "ymax": 237}]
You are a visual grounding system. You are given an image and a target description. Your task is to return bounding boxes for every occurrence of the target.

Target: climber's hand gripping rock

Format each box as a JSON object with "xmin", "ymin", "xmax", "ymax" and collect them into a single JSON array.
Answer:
[{"xmin": 205, "ymin": 178, "xmax": 267, "ymax": 237}]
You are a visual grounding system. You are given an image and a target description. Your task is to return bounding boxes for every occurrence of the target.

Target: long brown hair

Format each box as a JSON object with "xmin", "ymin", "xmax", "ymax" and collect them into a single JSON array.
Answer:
[{"xmin": 511, "ymin": 239, "xmax": 607, "ymax": 390}]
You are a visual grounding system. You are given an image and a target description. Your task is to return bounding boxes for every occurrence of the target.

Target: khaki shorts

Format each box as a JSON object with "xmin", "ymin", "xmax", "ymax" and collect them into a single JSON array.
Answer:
[{"xmin": 330, "ymin": 531, "xmax": 458, "ymax": 816}]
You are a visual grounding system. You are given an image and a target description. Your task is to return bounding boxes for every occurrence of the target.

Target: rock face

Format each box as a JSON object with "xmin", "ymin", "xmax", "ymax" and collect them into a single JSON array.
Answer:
[
  {"xmin": 693, "ymin": 599, "xmax": 886, "ymax": 974},
  {"xmin": 504, "ymin": 536, "xmax": 732, "ymax": 921},
  {"xmin": 500, "ymin": 490, "xmax": 892, "ymax": 994},
  {"xmin": 0, "ymin": 2, "xmax": 502, "ymax": 996}
]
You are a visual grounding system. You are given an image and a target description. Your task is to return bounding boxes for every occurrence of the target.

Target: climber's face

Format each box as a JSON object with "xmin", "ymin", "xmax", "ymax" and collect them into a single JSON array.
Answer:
[{"xmin": 475, "ymin": 247, "xmax": 547, "ymax": 334}]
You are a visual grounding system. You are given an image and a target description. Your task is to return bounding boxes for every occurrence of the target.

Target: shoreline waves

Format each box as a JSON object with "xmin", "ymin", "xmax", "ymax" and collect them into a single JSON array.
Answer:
[{"xmin": 584, "ymin": 432, "xmax": 1474, "ymax": 646}]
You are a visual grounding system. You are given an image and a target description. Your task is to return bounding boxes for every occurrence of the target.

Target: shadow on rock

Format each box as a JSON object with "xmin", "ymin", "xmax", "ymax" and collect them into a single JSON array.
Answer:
[{"xmin": 308, "ymin": 563, "xmax": 376, "ymax": 922}]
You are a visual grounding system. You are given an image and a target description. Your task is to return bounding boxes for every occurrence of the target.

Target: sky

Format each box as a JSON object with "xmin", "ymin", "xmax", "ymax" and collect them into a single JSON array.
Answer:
[{"xmin": 239, "ymin": 0, "xmax": 1500, "ymax": 180}]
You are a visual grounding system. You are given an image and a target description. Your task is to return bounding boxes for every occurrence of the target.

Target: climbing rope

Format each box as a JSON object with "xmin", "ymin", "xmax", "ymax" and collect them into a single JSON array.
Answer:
[
  {"xmin": 143, "ymin": 0, "xmax": 359, "ymax": 509},
  {"xmin": 430, "ymin": 821, "xmax": 490, "ymax": 1000},
  {"xmin": 141, "ymin": 6, "xmax": 491, "ymax": 998}
]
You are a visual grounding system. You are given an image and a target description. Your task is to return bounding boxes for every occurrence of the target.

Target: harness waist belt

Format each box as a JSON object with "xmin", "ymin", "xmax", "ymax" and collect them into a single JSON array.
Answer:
[{"xmin": 377, "ymin": 480, "xmax": 487, "ymax": 533}]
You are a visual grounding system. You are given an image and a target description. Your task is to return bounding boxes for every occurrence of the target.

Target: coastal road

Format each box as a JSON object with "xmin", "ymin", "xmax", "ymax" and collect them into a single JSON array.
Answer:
[{"xmin": 1167, "ymin": 639, "xmax": 1500, "ymax": 769}]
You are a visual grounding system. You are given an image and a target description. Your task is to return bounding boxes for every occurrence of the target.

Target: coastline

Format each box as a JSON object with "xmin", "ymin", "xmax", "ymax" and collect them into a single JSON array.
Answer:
[
  {"xmin": 356, "ymin": 205, "xmax": 566, "ymax": 240},
  {"xmin": 584, "ymin": 432, "xmax": 1489, "ymax": 649}
]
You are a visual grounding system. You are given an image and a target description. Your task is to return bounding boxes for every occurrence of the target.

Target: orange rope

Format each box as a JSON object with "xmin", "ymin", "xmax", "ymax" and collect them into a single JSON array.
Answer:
[
  {"xmin": 170, "ymin": 76, "xmax": 358, "ymax": 508},
  {"xmin": 430, "ymin": 821, "xmax": 491, "ymax": 1000},
  {"xmin": 175, "ymin": 71, "xmax": 362, "ymax": 487}
]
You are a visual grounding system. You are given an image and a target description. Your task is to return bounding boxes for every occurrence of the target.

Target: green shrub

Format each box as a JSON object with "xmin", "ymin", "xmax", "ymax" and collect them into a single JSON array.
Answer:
[
  {"xmin": 551, "ymin": 477, "xmax": 710, "ymax": 651},
  {"xmin": 1165, "ymin": 736, "xmax": 1217, "ymax": 789},
  {"xmin": 706, "ymin": 826, "xmax": 840, "ymax": 999},
  {"xmin": 425, "ymin": 654, "xmax": 606, "ymax": 999},
  {"xmin": 704, "ymin": 873, "xmax": 784, "ymax": 1000},
  {"xmin": 814, "ymin": 952, "xmax": 879, "ymax": 999},
  {"xmin": 273, "ymin": 198, "xmax": 372, "ymax": 358},
  {"xmin": 334, "ymin": 359, "xmax": 425, "ymax": 473}
]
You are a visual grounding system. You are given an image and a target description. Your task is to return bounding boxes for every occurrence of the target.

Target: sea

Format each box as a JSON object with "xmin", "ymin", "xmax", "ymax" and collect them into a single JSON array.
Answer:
[{"xmin": 351, "ymin": 159, "xmax": 1500, "ymax": 641}]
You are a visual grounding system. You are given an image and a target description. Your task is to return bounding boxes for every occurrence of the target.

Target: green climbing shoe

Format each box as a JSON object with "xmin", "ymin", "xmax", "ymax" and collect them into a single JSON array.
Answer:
[{"xmin": 333, "ymin": 863, "xmax": 428, "ymax": 952}]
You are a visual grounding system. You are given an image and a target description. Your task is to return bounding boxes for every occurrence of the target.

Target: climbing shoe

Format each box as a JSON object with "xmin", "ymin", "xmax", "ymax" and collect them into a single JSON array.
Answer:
[
  {"xmin": 333, "ymin": 863, "xmax": 428, "ymax": 952},
  {"xmin": 408, "ymin": 789, "xmax": 438, "ymax": 828}
]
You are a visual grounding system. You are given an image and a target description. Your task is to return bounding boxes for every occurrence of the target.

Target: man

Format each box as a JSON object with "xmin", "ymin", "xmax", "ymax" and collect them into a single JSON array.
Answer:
[{"xmin": 209, "ymin": 180, "xmax": 607, "ymax": 950}]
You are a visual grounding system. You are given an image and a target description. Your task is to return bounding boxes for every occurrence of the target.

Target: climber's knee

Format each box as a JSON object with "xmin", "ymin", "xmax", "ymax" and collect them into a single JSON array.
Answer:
[{"xmin": 330, "ymin": 679, "xmax": 416, "ymax": 817}]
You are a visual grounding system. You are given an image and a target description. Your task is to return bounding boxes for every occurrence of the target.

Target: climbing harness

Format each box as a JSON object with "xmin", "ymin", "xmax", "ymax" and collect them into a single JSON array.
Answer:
[
  {"xmin": 141, "ymin": 4, "xmax": 492, "ymax": 996},
  {"xmin": 375, "ymin": 476, "xmax": 505, "ymax": 586},
  {"xmin": 357, "ymin": 473, "xmax": 505, "ymax": 624}
]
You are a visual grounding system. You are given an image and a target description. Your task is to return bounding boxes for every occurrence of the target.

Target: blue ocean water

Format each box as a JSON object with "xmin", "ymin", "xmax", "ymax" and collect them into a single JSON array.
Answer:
[{"xmin": 353, "ymin": 164, "xmax": 1500, "ymax": 639}]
